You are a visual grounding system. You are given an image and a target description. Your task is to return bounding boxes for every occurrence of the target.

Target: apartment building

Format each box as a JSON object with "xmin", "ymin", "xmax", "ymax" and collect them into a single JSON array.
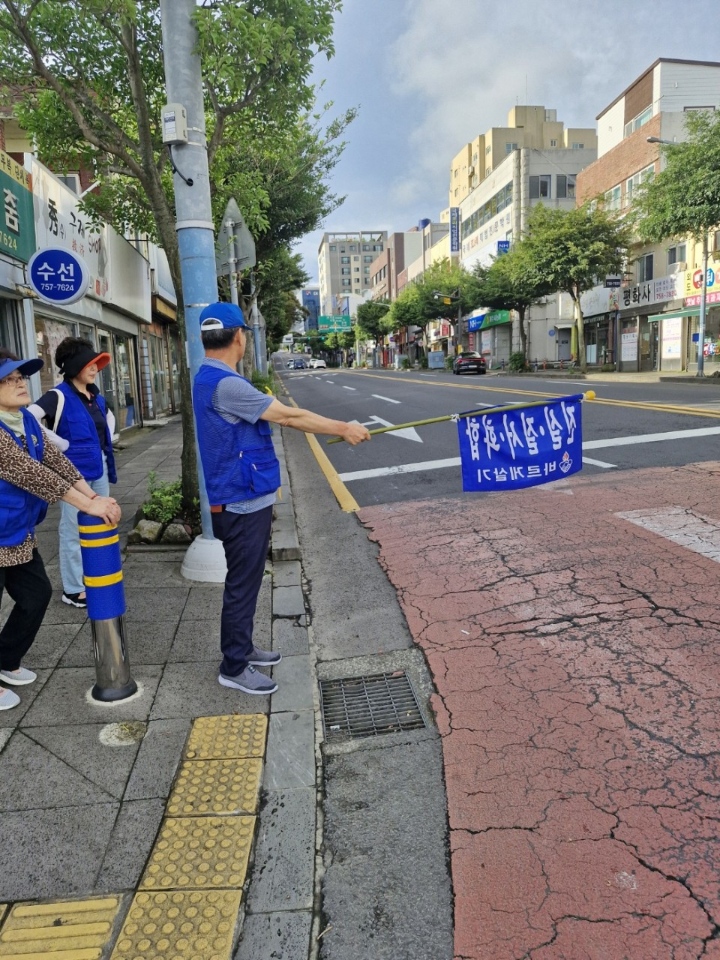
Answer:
[
  {"xmin": 576, "ymin": 58, "xmax": 720, "ymax": 372},
  {"xmin": 317, "ymin": 231, "xmax": 387, "ymax": 315},
  {"xmin": 369, "ymin": 227, "xmax": 425, "ymax": 302},
  {"xmin": 458, "ymin": 141, "xmax": 597, "ymax": 366},
  {"xmin": 449, "ymin": 105, "xmax": 596, "ymax": 209}
]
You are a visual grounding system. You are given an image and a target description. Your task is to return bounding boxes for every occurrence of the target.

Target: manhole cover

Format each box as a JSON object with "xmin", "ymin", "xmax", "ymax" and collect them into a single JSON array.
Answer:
[{"xmin": 320, "ymin": 671, "xmax": 426, "ymax": 741}]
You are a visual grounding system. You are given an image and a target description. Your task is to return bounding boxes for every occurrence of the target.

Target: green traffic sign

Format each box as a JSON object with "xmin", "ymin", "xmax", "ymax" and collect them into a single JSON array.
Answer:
[{"xmin": 318, "ymin": 314, "xmax": 352, "ymax": 332}]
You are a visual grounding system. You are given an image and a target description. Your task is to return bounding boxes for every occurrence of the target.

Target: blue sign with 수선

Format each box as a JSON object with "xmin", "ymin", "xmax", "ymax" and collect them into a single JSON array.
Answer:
[
  {"xmin": 457, "ymin": 395, "xmax": 583, "ymax": 492},
  {"xmin": 27, "ymin": 246, "xmax": 90, "ymax": 305}
]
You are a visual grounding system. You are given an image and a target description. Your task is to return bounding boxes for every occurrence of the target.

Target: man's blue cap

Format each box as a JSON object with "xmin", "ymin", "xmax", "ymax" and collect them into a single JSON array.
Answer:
[
  {"xmin": 199, "ymin": 302, "xmax": 247, "ymax": 331},
  {"xmin": 0, "ymin": 356, "xmax": 43, "ymax": 380}
]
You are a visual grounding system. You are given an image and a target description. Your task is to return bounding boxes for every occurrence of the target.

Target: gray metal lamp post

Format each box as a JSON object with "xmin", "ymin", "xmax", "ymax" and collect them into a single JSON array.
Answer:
[{"xmin": 647, "ymin": 135, "xmax": 707, "ymax": 377}]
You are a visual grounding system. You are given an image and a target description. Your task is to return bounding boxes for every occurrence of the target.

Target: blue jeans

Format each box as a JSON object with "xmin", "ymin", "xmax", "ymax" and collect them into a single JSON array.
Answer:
[
  {"xmin": 59, "ymin": 457, "xmax": 110, "ymax": 595},
  {"xmin": 211, "ymin": 505, "xmax": 273, "ymax": 677}
]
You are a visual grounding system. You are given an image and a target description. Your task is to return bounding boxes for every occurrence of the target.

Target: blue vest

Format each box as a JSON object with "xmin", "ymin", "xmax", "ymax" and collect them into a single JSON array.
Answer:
[
  {"xmin": 193, "ymin": 363, "xmax": 280, "ymax": 505},
  {"xmin": 55, "ymin": 381, "xmax": 117, "ymax": 483},
  {"xmin": 0, "ymin": 410, "xmax": 49, "ymax": 547}
]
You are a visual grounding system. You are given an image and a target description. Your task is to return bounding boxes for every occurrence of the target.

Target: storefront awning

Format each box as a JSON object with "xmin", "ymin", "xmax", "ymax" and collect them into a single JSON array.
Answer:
[
  {"xmin": 648, "ymin": 307, "xmax": 700, "ymax": 322},
  {"xmin": 555, "ymin": 323, "xmax": 574, "ymax": 330}
]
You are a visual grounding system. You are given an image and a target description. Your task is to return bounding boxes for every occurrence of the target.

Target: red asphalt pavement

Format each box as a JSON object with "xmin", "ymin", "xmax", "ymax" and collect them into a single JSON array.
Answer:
[{"xmin": 359, "ymin": 461, "xmax": 720, "ymax": 960}]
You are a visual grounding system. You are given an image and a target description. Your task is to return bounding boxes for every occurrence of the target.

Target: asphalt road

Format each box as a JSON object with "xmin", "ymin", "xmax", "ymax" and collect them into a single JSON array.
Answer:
[{"xmin": 276, "ymin": 363, "xmax": 720, "ymax": 507}]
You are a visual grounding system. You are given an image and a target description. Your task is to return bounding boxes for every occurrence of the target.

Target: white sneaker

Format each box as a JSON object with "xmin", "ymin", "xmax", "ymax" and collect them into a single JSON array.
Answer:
[
  {"xmin": 0, "ymin": 687, "xmax": 20, "ymax": 710},
  {"xmin": 0, "ymin": 667, "xmax": 37, "ymax": 686}
]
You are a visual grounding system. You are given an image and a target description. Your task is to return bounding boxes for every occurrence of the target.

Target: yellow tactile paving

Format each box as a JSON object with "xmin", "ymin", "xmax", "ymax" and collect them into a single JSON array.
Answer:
[
  {"xmin": 140, "ymin": 816, "xmax": 255, "ymax": 891},
  {"xmin": 185, "ymin": 714, "xmax": 267, "ymax": 759},
  {"xmin": 167, "ymin": 757, "xmax": 262, "ymax": 817},
  {"xmin": 110, "ymin": 890, "xmax": 241, "ymax": 960},
  {"xmin": 0, "ymin": 896, "xmax": 122, "ymax": 960}
]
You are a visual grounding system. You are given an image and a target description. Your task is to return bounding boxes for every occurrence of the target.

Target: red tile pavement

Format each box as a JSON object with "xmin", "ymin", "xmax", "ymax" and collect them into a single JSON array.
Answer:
[{"xmin": 359, "ymin": 461, "xmax": 720, "ymax": 960}]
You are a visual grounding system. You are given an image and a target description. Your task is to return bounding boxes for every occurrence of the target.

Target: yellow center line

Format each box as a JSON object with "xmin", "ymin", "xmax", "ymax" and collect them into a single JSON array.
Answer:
[
  {"xmin": 285, "ymin": 394, "xmax": 359, "ymax": 513},
  {"xmin": 353, "ymin": 371, "xmax": 720, "ymax": 419}
]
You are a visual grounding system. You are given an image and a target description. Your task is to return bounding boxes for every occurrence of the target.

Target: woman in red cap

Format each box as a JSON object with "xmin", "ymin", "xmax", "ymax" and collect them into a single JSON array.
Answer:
[
  {"xmin": 0, "ymin": 347, "xmax": 120, "ymax": 710},
  {"xmin": 34, "ymin": 337, "xmax": 118, "ymax": 608}
]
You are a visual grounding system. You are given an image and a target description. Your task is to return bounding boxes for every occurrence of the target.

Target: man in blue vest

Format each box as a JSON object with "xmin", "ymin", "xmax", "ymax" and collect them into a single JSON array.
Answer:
[{"xmin": 193, "ymin": 302, "xmax": 370, "ymax": 695}]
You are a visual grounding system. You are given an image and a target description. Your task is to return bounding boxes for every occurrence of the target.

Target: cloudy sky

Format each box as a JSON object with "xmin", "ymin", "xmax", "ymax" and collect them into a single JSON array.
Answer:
[{"xmin": 295, "ymin": 0, "xmax": 718, "ymax": 283}]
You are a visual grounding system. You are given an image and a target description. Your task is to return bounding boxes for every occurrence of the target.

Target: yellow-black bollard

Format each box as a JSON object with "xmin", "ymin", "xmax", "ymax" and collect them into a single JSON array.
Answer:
[{"xmin": 78, "ymin": 512, "xmax": 137, "ymax": 702}]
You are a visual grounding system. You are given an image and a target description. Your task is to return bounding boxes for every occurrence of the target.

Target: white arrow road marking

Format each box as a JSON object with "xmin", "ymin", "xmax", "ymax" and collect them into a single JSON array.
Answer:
[
  {"xmin": 372, "ymin": 394, "xmax": 402, "ymax": 404},
  {"xmin": 349, "ymin": 416, "xmax": 423, "ymax": 443},
  {"xmin": 618, "ymin": 507, "xmax": 720, "ymax": 565}
]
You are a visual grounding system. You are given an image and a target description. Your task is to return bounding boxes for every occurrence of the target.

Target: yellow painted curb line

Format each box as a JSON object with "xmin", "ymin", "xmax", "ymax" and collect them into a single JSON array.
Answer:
[{"xmin": 285, "ymin": 395, "xmax": 360, "ymax": 513}]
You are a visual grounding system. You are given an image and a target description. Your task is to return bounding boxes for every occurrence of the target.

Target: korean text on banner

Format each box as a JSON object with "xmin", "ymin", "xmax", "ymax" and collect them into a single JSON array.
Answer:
[{"xmin": 457, "ymin": 395, "xmax": 583, "ymax": 492}]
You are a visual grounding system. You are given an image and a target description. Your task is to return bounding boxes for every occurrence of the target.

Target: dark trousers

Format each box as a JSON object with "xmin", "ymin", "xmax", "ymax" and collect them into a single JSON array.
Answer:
[
  {"xmin": 0, "ymin": 550, "xmax": 52, "ymax": 671},
  {"xmin": 211, "ymin": 505, "xmax": 273, "ymax": 677}
]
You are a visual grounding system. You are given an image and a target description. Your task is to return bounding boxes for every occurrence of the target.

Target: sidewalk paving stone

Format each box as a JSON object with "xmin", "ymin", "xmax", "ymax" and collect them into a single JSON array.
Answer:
[
  {"xmin": 60, "ymin": 620, "xmax": 178, "ymax": 668},
  {"xmin": 149, "ymin": 662, "xmax": 272, "ymax": 721},
  {"xmin": 272, "ymin": 619, "xmax": 310, "ymax": 656},
  {"xmin": 246, "ymin": 788, "xmax": 315, "ymax": 913},
  {"xmin": 95, "ymin": 798, "xmax": 165, "ymax": 893},
  {"xmin": 22, "ymin": 723, "xmax": 141, "ymax": 799},
  {"xmin": 271, "ymin": 656, "xmax": 314, "ymax": 713},
  {"xmin": 167, "ymin": 620, "xmax": 220, "ymax": 662},
  {"xmin": 272, "ymin": 559, "xmax": 302, "ymax": 587},
  {"xmin": 235, "ymin": 910, "xmax": 312, "ymax": 960},
  {"xmin": 265, "ymin": 711, "xmax": 315, "ymax": 790},
  {"xmin": 23, "ymin": 624, "xmax": 80, "ymax": 670},
  {"xmin": 124, "ymin": 718, "xmax": 191, "ymax": 801},
  {"xmin": 273, "ymin": 585, "xmax": 305, "ymax": 618},
  {"xmin": 121, "ymin": 587, "xmax": 190, "ymax": 621}
]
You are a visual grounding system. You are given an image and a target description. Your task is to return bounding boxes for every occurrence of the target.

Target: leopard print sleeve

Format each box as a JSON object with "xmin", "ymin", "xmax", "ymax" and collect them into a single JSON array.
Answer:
[{"xmin": 0, "ymin": 427, "xmax": 75, "ymax": 504}]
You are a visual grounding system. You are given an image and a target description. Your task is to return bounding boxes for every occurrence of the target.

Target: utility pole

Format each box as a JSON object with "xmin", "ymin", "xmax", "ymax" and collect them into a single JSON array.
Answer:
[
  {"xmin": 697, "ymin": 232, "xmax": 708, "ymax": 377},
  {"xmin": 160, "ymin": 0, "xmax": 226, "ymax": 582}
]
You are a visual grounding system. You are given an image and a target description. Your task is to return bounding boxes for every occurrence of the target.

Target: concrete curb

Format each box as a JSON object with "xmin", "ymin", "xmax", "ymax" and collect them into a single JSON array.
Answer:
[{"xmin": 237, "ymin": 430, "xmax": 318, "ymax": 960}]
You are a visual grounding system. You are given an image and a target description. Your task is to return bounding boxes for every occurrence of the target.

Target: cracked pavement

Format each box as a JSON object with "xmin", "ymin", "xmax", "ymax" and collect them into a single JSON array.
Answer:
[{"xmin": 359, "ymin": 461, "xmax": 720, "ymax": 960}]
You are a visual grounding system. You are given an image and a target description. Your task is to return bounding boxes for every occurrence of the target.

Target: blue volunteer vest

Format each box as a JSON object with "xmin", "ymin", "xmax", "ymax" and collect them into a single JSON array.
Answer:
[
  {"xmin": 0, "ymin": 409, "xmax": 49, "ymax": 547},
  {"xmin": 54, "ymin": 381, "xmax": 117, "ymax": 483},
  {"xmin": 192, "ymin": 363, "xmax": 280, "ymax": 505}
]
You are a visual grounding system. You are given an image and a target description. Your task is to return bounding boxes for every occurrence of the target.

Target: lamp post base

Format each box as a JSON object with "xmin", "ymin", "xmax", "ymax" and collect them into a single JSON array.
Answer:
[{"xmin": 181, "ymin": 534, "xmax": 227, "ymax": 583}]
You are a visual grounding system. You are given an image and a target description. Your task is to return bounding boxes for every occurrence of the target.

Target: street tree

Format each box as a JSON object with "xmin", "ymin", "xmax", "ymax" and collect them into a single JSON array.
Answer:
[
  {"xmin": 356, "ymin": 299, "xmax": 393, "ymax": 342},
  {"xmin": 521, "ymin": 203, "xmax": 632, "ymax": 373},
  {"xmin": 0, "ymin": 0, "xmax": 344, "ymax": 509},
  {"xmin": 471, "ymin": 245, "xmax": 551, "ymax": 362},
  {"xmin": 389, "ymin": 260, "xmax": 476, "ymax": 354}
]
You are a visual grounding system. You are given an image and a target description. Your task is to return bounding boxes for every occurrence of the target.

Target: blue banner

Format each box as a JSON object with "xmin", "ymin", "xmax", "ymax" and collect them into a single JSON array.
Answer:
[{"xmin": 457, "ymin": 395, "xmax": 583, "ymax": 492}]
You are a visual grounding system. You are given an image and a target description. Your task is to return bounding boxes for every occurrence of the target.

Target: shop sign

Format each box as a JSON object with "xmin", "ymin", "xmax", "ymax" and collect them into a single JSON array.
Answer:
[
  {"xmin": 661, "ymin": 316, "xmax": 683, "ymax": 360},
  {"xmin": 0, "ymin": 149, "xmax": 35, "ymax": 263},
  {"xmin": 685, "ymin": 291, "xmax": 720, "ymax": 307},
  {"xmin": 467, "ymin": 313, "xmax": 486, "ymax": 332},
  {"xmin": 31, "ymin": 159, "xmax": 109, "ymax": 299},
  {"xmin": 683, "ymin": 267, "xmax": 719, "ymax": 306},
  {"xmin": 449, "ymin": 207, "xmax": 460, "ymax": 254},
  {"xmin": 621, "ymin": 331, "xmax": 637, "ymax": 362},
  {"xmin": 620, "ymin": 273, "xmax": 681, "ymax": 309},
  {"xmin": 461, "ymin": 209, "xmax": 512, "ymax": 258},
  {"xmin": 467, "ymin": 309, "xmax": 511, "ymax": 333},
  {"xmin": 28, "ymin": 246, "xmax": 89, "ymax": 305}
]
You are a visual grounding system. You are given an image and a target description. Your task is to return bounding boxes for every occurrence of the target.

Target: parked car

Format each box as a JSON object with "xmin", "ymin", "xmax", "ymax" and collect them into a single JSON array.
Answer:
[
  {"xmin": 308, "ymin": 358, "xmax": 327, "ymax": 369},
  {"xmin": 290, "ymin": 358, "xmax": 308, "ymax": 370},
  {"xmin": 452, "ymin": 352, "xmax": 487, "ymax": 375}
]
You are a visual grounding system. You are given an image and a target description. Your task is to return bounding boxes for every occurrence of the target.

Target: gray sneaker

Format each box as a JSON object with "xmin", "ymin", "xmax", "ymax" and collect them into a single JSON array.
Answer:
[
  {"xmin": 247, "ymin": 647, "xmax": 282, "ymax": 667},
  {"xmin": 219, "ymin": 665, "xmax": 278, "ymax": 695}
]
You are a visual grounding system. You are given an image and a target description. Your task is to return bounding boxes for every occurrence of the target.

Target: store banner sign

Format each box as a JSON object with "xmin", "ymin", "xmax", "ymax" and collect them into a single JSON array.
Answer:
[
  {"xmin": 0, "ymin": 150, "xmax": 35, "ymax": 263},
  {"xmin": 449, "ymin": 207, "xmax": 460, "ymax": 254},
  {"xmin": 457, "ymin": 395, "xmax": 583, "ymax": 492}
]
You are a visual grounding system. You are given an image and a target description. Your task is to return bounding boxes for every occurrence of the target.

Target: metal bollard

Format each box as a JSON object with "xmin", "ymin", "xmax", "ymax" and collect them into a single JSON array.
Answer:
[{"xmin": 78, "ymin": 512, "xmax": 137, "ymax": 702}]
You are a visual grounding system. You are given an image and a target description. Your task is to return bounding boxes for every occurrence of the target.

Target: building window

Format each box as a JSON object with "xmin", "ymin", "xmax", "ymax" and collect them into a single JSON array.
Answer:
[
  {"xmin": 349, "ymin": 245, "xmax": 356, "ymax": 251},
  {"xmin": 529, "ymin": 175, "xmax": 551, "ymax": 200},
  {"xmin": 342, "ymin": 279, "xmax": 351, "ymax": 287},
  {"xmin": 460, "ymin": 181, "xmax": 513, "ymax": 241},
  {"xmin": 485, "ymin": 167, "xmax": 491, "ymax": 177},
  {"xmin": 341, "ymin": 267, "xmax": 350, "ymax": 275},
  {"xmin": 329, "ymin": 245, "xmax": 336, "ymax": 252},
  {"xmin": 550, "ymin": 139, "xmax": 558, "ymax": 147},
  {"xmin": 363, "ymin": 244, "xmax": 370, "ymax": 250},
  {"xmin": 571, "ymin": 143, "xmax": 584, "ymax": 150},
  {"xmin": 353, "ymin": 256, "xmax": 360, "ymax": 261},
  {"xmin": 604, "ymin": 185, "xmax": 621, "ymax": 211},
  {"xmin": 363, "ymin": 255, "xmax": 373, "ymax": 263},
  {"xmin": 637, "ymin": 253, "xmax": 654, "ymax": 283},
  {"xmin": 364, "ymin": 266, "xmax": 370, "ymax": 274},
  {"xmin": 556, "ymin": 175, "xmax": 576, "ymax": 199},
  {"xmin": 341, "ymin": 256, "xmax": 350, "ymax": 264},
  {"xmin": 485, "ymin": 145, "xmax": 491, "ymax": 155},
  {"xmin": 505, "ymin": 142, "xmax": 519, "ymax": 154},
  {"xmin": 340, "ymin": 247, "xmax": 345, "ymax": 253},
  {"xmin": 667, "ymin": 243, "xmax": 686, "ymax": 266},
  {"xmin": 354, "ymin": 267, "xmax": 360, "ymax": 272},
  {"xmin": 373, "ymin": 244, "xmax": 383, "ymax": 251},
  {"xmin": 626, "ymin": 164, "xmax": 655, "ymax": 205},
  {"xmin": 624, "ymin": 106, "xmax": 653, "ymax": 138}
]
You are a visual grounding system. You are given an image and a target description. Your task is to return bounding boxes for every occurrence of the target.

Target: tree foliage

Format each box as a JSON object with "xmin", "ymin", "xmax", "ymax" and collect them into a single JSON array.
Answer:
[
  {"xmin": 520, "ymin": 203, "xmax": 632, "ymax": 372},
  {"xmin": 356, "ymin": 299, "xmax": 393, "ymax": 342},
  {"xmin": 634, "ymin": 110, "xmax": 720, "ymax": 243},
  {"xmin": 0, "ymin": 0, "xmax": 347, "ymax": 506},
  {"xmin": 472, "ymin": 246, "xmax": 550, "ymax": 359}
]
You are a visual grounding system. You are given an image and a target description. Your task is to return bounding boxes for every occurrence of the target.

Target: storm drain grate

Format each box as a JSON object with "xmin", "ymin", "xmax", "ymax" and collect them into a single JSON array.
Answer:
[{"xmin": 320, "ymin": 670, "xmax": 426, "ymax": 741}]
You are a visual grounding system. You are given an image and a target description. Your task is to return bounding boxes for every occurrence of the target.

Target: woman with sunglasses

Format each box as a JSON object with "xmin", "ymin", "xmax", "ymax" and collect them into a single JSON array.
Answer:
[{"xmin": 0, "ymin": 348, "xmax": 120, "ymax": 711}]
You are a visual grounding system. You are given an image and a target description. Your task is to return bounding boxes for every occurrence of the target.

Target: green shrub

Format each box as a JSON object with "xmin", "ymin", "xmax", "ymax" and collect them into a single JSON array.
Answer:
[
  {"xmin": 143, "ymin": 472, "xmax": 183, "ymax": 525},
  {"xmin": 445, "ymin": 355, "xmax": 454, "ymax": 370},
  {"xmin": 420, "ymin": 356, "xmax": 429, "ymax": 369},
  {"xmin": 600, "ymin": 363, "xmax": 615, "ymax": 372},
  {"xmin": 508, "ymin": 352, "xmax": 528, "ymax": 372},
  {"xmin": 251, "ymin": 369, "xmax": 276, "ymax": 395},
  {"xmin": 401, "ymin": 357, "xmax": 411, "ymax": 370}
]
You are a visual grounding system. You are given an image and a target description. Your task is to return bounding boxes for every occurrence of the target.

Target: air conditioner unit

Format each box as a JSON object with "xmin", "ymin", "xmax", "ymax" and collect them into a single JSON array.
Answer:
[
  {"xmin": 468, "ymin": 165, "xmax": 475, "ymax": 175},
  {"xmin": 670, "ymin": 261, "xmax": 687, "ymax": 273}
]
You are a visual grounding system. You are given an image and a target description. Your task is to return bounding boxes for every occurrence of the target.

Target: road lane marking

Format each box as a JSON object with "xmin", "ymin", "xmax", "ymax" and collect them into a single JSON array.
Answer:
[
  {"xmin": 582, "ymin": 456, "xmax": 617, "ymax": 469},
  {"xmin": 337, "ymin": 425, "xmax": 719, "ymax": 482},
  {"xmin": 351, "ymin": 416, "xmax": 423, "ymax": 442},
  {"xmin": 372, "ymin": 394, "xmax": 402, "ymax": 404},
  {"xmin": 583, "ymin": 425, "xmax": 720, "ymax": 448},
  {"xmin": 618, "ymin": 507, "xmax": 720, "ymax": 565},
  {"xmin": 343, "ymin": 386, "xmax": 356, "ymax": 391}
]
